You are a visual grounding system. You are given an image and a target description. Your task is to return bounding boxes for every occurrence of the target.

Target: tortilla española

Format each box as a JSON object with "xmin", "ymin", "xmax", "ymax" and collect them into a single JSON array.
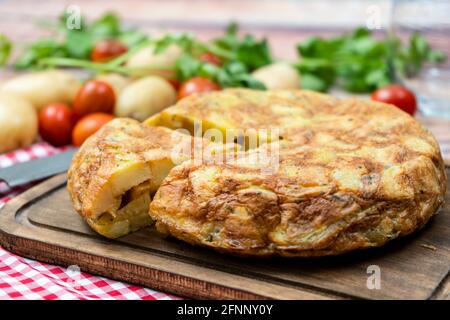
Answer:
[{"xmin": 68, "ymin": 89, "xmax": 447, "ymax": 256}]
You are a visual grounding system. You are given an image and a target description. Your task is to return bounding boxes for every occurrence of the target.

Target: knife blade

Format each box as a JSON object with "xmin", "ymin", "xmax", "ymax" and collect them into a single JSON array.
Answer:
[{"xmin": 0, "ymin": 148, "xmax": 78, "ymax": 189}]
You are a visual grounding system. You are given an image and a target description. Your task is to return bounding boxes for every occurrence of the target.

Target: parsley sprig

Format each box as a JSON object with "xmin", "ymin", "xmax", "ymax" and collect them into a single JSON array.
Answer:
[
  {"xmin": 151, "ymin": 24, "xmax": 271, "ymax": 89},
  {"xmin": 4, "ymin": 11, "xmax": 445, "ymax": 94},
  {"xmin": 0, "ymin": 34, "xmax": 12, "ymax": 65},
  {"xmin": 296, "ymin": 27, "xmax": 446, "ymax": 93},
  {"xmin": 14, "ymin": 12, "xmax": 148, "ymax": 70},
  {"xmin": 8, "ymin": 13, "xmax": 271, "ymax": 90}
]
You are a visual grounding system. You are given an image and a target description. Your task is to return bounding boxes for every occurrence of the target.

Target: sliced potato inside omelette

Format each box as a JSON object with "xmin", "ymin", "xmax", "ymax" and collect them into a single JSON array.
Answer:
[
  {"xmin": 67, "ymin": 118, "xmax": 239, "ymax": 238},
  {"xmin": 143, "ymin": 89, "xmax": 318, "ymax": 149}
]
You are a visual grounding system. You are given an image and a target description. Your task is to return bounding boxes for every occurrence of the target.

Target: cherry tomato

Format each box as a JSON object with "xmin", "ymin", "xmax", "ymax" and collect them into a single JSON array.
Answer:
[
  {"xmin": 91, "ymin": 39, "xmax": 128, "ymax": 62},
  {"xmin": 371, "ymin": 84, "xmax": 417, "ymax": 116},
  {"xmin": 199, "ymin": 52, "xmax": 222, "ymax": 66},
  {"xmin": 38, "ymin": 103, "xmax": 75, "ymax": 146},
  {"xmin": 178, "ymin": 77, "xmax": 220, "ymax": 100},
  {"xmin": 72, "ymin": 113, "xmax": 115, "ymax": 147},
  {"xmin": 73, "ymin": 80, "xmax": 115, "ymax": 118}
]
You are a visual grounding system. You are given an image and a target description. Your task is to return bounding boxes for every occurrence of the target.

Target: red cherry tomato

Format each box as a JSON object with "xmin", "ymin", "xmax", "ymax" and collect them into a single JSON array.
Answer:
[
  {"xmin": 91, "ymin": 39, "xmax": 128, "ymax": 62},
  {"xmin": 38, "ymin": 103, "xmax": 75, "ymax": 146},
  {"xmin": 72, "ymin": 113, "xmax": 115, "ymax": 147},
  {"xmin": 73, "ymin": 80, "xmax": 115, "ymax": 118},
  {"xmin": 371, "ymin": 84, "xmax": 417, "ymax": 116},
  {"xmin": 199, "ymin": 52, "xmax": 222, "ymax": 66},
  {"xmin": 178, "ymin": 77, "xmax": 220, "ymax": 100}
]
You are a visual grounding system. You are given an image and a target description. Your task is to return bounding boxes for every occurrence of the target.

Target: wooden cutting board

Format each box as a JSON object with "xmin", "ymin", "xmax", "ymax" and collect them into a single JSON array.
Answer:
[{"xmin": 0, "ymin": 169, "xmax": 449, "ymax": 300}]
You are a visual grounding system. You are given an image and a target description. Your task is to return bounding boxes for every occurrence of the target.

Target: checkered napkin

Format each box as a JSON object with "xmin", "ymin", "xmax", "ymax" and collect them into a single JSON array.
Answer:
[{"xmin": 0, "ymin": 143, "xmax": 179, "ymax": 300}]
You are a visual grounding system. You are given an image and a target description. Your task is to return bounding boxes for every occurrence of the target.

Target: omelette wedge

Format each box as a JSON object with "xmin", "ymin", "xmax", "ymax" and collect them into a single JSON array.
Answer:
[{"xmin": 67, "ymin": 118, "xmax": 238, "ymax": 238}]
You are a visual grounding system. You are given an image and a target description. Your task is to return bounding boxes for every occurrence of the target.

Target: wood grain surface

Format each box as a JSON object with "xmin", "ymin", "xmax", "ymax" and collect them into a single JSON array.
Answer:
[{"xmin": 0, "ymin": 169, "xmax": 449, "ymax": 300}]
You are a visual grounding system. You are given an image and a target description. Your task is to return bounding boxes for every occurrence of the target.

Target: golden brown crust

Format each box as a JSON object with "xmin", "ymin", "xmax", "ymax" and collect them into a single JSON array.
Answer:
[
  {"xmin": 68, "ymin": 89, "xmax": 446, "ymax": 256},
  {"xmin": 67, "ymin": 118, "xmax": 238, "ymax": 238},
  {"xmin": 149, "ymin": 89, "xmax": 447, "ymax": 257},
  {"xmin": 67, "ymin": 118, "xmax": 194, "ymax": 238},
  {"xmin": 67, "ymin": 119, "xmax": 188, "ymax": 219}
]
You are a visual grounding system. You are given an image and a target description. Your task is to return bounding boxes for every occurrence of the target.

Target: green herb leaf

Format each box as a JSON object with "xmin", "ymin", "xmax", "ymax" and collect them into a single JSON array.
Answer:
[
  {"xmin": 217, "ymin": 61, "xmax": 266, "ymax": 89},
  {"xmin": 226, "ymin": 22, "xmax": 238, "ymax": 36},
  {"xmin": 213, "ymin": 23, "xmax": 272, "ymax": 71},
  {"xmin": 154, "ymin": 33, "xmax": 197, "ymax": 54},
  {"xmin": 15, "ymin": 39, "xmax": 66, "ymax": 69},
  {"xmin": 176, "ymin": 54, "xmax": 201, "ymax": 80},
  {"xmin": 300, "ymin": 73, "xmax": 329, "ymax": 92},
  {"xmin": 365, "ymin": 68, "xmax": 390, "ymax": 88},
  {"xmin": 296, "ymin": 27, "xmax": 446, "ymax": 93},
  {"xmin": 65, "ymin": 30, "xmax": 93, "ymax": 59},
  {"xmin": 428, "ymin": 50, "xmax": 446, "ymax": 63},
  {"xmin": 234, "ymin": 74, "xmax": 266, "ymax": 90},
  {"xmin": 0, "ymin": 34, "xmax": 12, "ymax": 65},
  {"xmin": 295, "ymin": 58, "xmax": 335, "ymax": 90},
  {"xmin": 118, "ymin": 30, "xmax": 148, "ymax": 47},
  {"xmin": 90, "ymin": 12, "xmax": 120, "ymax": 38},
  {"xmin": 235, "ymin": 36, "xmax": 272, "ymax": 70}
]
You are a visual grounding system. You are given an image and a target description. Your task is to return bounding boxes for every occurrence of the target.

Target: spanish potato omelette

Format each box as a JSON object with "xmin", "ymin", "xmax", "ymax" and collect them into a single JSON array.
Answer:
[
  {"xmin": 68, "ymin": 89, "xmax": 447, "ymax": 257},
  {"xmin": 67, "ymin": 117, "xmax": 238, "ymax": 238}
]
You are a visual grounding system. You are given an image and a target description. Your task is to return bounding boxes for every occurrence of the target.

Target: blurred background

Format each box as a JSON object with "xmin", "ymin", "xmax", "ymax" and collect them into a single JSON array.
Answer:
[
  {"xmin": 0, "ymin": 0, "xmax": 393, "ymax": 61},
  {"xmin": 0, "ymin": 0, "xmax": 449, "ymax": 302},
  {"xmin": 0, "ymin": 0, "xmax": 449, "ymax": 158}
]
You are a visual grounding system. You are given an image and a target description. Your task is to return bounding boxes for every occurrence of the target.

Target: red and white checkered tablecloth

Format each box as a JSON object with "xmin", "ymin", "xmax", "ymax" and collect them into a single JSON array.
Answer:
[{"xmin": 0, "ymin": 143, "xmax": 179, "ymax": 300}]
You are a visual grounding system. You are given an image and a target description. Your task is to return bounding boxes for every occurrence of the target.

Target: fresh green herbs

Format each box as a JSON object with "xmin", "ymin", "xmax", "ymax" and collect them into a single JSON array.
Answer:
[
  {"xmin": 153, "ymin": 33, "xmax": 198, "ymax": 55},
  {"xmin": 14, "ymin": 12, "xmax": 148, "ymax": 69},
  {"xmin": 153, "ymin": 23, "xmax": 270, "ymax": 89},
  {"xmin": 0, "ymin": 34, "xmax": 12, "ymax": 65},
  {"xmin": 211, "ymin": 23, "xmax": 272, "ymax": 70},
  {"xmin": 4, "ymin": 10, "xmax": 445, "ymax": 94},
  {"xmin": 394, "ymin": 32, "xmax": 447, "ymax": 78},
  {"xmin": 175, "ymin": 54, "xmax": 266, "ymax": 89},
  {"xmin": 296, "ymin": 27, "xmax": 446, "ymax": 93},
  {"xmin": 10, "ymin": 13, "xmax": 269, "ymax": 89}
]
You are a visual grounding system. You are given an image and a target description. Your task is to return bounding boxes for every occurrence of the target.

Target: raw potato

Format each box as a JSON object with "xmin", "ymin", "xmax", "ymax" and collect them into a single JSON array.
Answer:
[
  {"xmin": 115, "ymin": 76, "xmax": 177, "ymax": 121},
  {"xmin": 252, "ymin": 62, "xmax": 301, "ymax": 89},
  {"xmin": 0, "ymin": 93, "xmax": 38, "ymax": 153},
  {"xmin": 96, "ymin": 73, "xmax": 131, "ymax": 97},
  {"xmin": 125, "ymin": 44, "xmax": 182, "ymax": 76},
  {"xmin": 1, "ymin": 70, "xmax": 81, "ymax": 111}
]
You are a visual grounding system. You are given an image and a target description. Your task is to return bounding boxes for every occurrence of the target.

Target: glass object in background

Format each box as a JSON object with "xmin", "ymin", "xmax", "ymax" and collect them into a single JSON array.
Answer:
[{"xmin": 391, "ymin": 0, "xmax": 450, "ymax": 118}]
